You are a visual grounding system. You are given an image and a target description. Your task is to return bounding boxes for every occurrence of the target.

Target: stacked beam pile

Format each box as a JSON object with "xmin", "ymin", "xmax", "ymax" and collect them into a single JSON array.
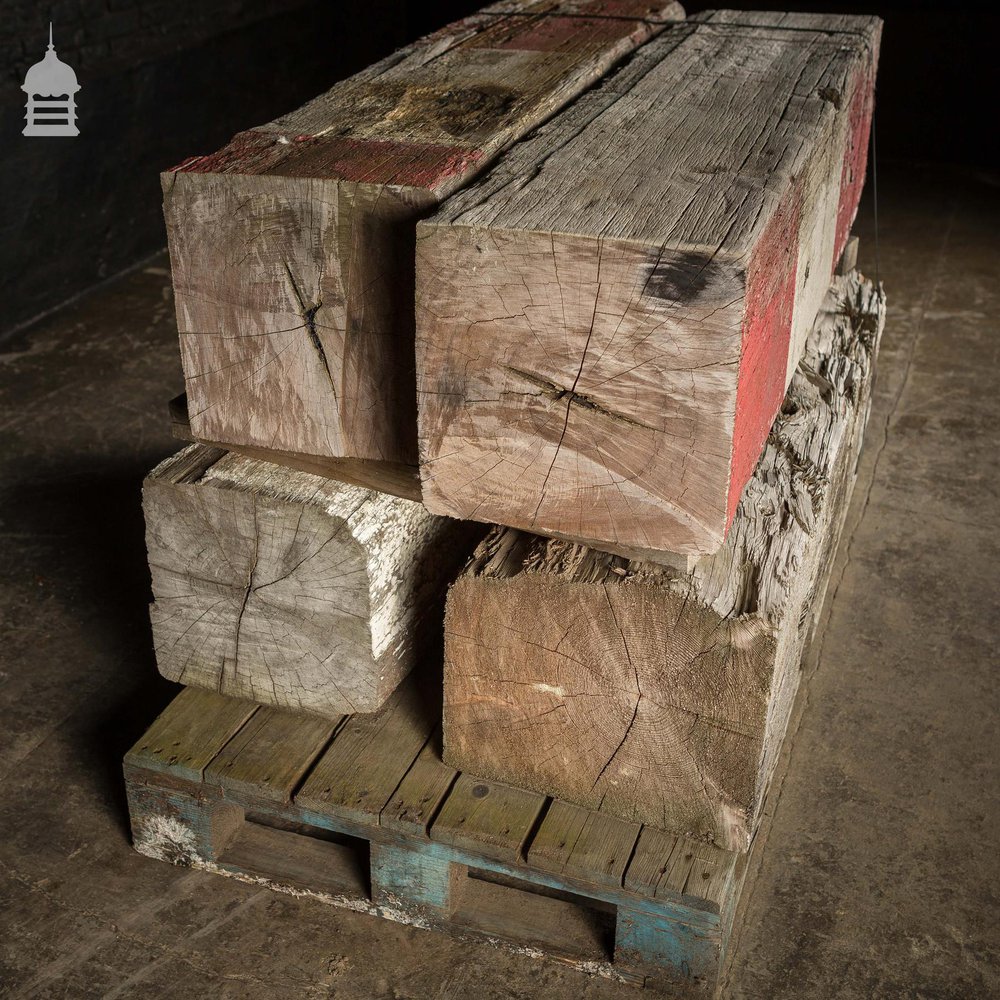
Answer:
[{"xmin": 143, "ymin": 0, "xmax": 882, "ymax": 889}]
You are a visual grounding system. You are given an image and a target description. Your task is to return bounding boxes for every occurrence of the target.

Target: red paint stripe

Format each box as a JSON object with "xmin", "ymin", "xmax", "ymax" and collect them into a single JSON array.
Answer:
[
  {"xmin": 726, "ymin": 189, "xmax": 802, "ymax": 529},
  {"xmin": 833, "ymin": 66, "xmax": 875, "ymax": 268},
  {"xmin": 168, "ymin": 130, "xmax": 289, "ymax": 175},
  {"xmin": 467, "ymin": 0, "xmax": 665, "ymax": 52},
  {"xmin": 270, "ymin": 137, "xmax": 484, "ymax": 190},
  {"xmin": 168, "ymin": 131, "xmax": 482, "ymax": 192},
  {"xmin": 587, "ymin": 0, "xmax": 678, "ymax": 18}
]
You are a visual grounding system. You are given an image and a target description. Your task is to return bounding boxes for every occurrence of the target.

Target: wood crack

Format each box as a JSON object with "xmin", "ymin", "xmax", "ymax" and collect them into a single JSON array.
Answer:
[
  {"xmin": 282, "ymin": 261, "xmax": 337, "ymax": 400},
  {"xmin": 503, "ymin": 366, "xmax": 657, "ymax": 431}
]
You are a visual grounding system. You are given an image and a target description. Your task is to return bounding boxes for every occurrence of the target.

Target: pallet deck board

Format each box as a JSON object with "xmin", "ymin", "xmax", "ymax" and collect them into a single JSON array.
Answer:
[
  {"xmin": 203, "ymin": 706, "xmax": 339, "ymax": 803},
  {"xmin": 126, "ymin": 686, "xmax": 749, "ymax": 992},
  {"xmin": 526, "ymin": 799, "xmax": 641, "ymax": 891},
  {"xmin": 380, "ymin": 728, "xmax": 457, "ymax": 837},
  {"xmin": 430, "ymin": 772, "xmax": 547, "ymax": 864},
  {"xmin": 296, "ymin": 677, "xmax": 437, "ymax": 823},
  {"xmin": 124, "ymin": 687, "xmax": 256, "ymax": 783}
]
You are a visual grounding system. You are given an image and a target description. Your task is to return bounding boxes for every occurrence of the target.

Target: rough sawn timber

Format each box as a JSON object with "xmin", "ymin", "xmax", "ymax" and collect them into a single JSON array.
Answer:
[
  {"xmin": 165, "ymin": 0, "xmax": 685, "ymax": 466},
  {"xmin": 143, "ymin": 445, "xmax": 481, "ymax": 717},
  {"xmin": 168, "ymin": 392, "xmax": 423, "ymax": 502},
  {"xmin": 416, "ymin": 10, "xmax": 881, "ymax": 558},
  {"xmin": 442, "ymin": 272, "xmax": 885, "ymax": 852}
]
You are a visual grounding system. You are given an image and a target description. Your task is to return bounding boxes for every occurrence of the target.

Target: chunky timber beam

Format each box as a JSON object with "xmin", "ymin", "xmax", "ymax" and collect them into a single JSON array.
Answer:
[
  {"xmin": 143, "ymin": 445, "xmax": 482, "ymax": 718},
  {"xmin": 164, "ymin": 0, "xmax": 686, "ymax": 467},
  {"xmin": 168, "ymin": 392, "xmax": 422, "ymax": 502},
  {"xmin": 441, "ymin": 272, "xmax": 885, "ymax": 852},
  {"xmin": 416, "ymin": 11, "xmax": 881, "ymax": 558}
]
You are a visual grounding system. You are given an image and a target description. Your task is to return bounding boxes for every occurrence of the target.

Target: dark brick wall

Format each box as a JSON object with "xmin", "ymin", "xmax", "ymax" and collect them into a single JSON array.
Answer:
[{"xmin": 1, "ymin": 0, "xmax": 407, "ymax": 337}]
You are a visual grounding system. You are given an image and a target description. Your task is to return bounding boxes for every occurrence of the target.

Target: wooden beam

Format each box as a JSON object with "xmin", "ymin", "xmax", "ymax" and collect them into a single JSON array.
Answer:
[
  {"xmin": 416, "ymin": 11, "xmax": 881, "ymax": 558},
  {"xmin": 143, "ymin": 444, "xmax": 481, "ymax": 718},
  {"xmin": 168, "ymin": 392, "xmax": 422, "ymax": 502},
  {"xmin": 441, "ymin": 272, "xmax": 885, "ymax": 851},
  {"xmin": 165, "ymin": 0, "xmax": 686, "ymax": 467}
]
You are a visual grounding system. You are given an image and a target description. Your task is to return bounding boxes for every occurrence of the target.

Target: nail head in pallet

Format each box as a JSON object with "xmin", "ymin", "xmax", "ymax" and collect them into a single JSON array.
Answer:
[
  {"xmin": 143, "ymin": 447, "xmax": 481, "ymax": 717},
  {"xmin": 415, "ymin": 10, "xmax": 881, "ymax": 558},
  {"xmin": 442, "ymin": 271, "xmax": 886, "ymax": 852},
  {"xmin": 165, "ymin": 0, "xmax": 685, "ymax": 467},
  {"xmin": 125, "ymin": 681, "xmax": 748, "ymax": 993}
]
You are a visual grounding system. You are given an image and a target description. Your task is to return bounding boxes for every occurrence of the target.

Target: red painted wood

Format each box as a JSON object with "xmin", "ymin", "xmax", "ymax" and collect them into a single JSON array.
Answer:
[
  {"xmin": 170, "ymin": 131, "xmax": 482, "ymax": 193},
  {"xmin": 166, "ymin": 1, "xmax": 678, "ymax": 190},
  {"xmin": 471, "ymin": 0, "xmax": 667, "ymax": 52},
  {"xmin": 726, "ymin": 189, "xmax": 801, "ymax": 528},
  {"xmin": 834, "ymin": 65, "xmax": 876, "ymax": 268},
  {"xmin": 169, "ymin": 129, "xmax": 287, "ymax": 175},
  {"xmin": 267, "ymin": 136, "xmax": 484, "ymax": 191}
]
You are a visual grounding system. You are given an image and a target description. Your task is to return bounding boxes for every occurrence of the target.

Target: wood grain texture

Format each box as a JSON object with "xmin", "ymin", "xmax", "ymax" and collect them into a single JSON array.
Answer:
[
  {"xmin": 203, "ymin": 706, "xmax": 338, "ymax": 802},
  {"xmin": 143, "ymin": 444, "xmax": 480, "ymax": 717},
  {"xmin": 416, "ymin": 11, "xmax": 881, "ymax": 558},
  {"xmin": 124, "ymin": 687, "xmax": 257, "ymax": 784},
  {"xmin": 429, "ymin": 773, "xmax": 546, "ymax": 863},
  {"xmin": 525, "ymin": 799, "xmax": 640, "ymax": 890},
  {"xmin": 165, "ymin": 0, "xmax": 685, "ymax": 466},
  {"xmin": 296, "ymin": 674, "xmax": 439, "ymax": 822},
  {"xmin": 624, "ymin": 826, "xmax": 733, "ymax": 909},
  {"xmin": 442, "ymin": 273, "xmax": 885, "ymax": 851},
  {"xmin": 380, "ymin": 728, "xmax": 457, "ymax": 836}
]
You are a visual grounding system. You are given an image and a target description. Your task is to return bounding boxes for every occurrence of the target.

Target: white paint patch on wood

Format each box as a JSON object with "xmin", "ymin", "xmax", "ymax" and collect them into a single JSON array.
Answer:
[{"xmin": 134, "ymin": 815, "xmax": 199, "ymax": 866}]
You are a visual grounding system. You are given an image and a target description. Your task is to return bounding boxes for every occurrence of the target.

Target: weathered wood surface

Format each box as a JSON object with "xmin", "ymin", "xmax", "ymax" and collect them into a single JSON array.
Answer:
[
  {"xmin": 442, "ymin": 273, "xmax": 885, "ymax": 851},
  {"xmin": 169, "ymin": 391, "xmax": 422, "ymax": 502},
  {"xmin": 165, "ymin": 0, "xmax": 685, "ymax": 467},
  {"xmin": 416, "ymin": 11, "xmax": 881, "ymax": 558},
  {"xmin": 123, "ymin": 687, "xmax": 257, "ymax": 784},
  {"xmin": 126, "ymin": 683, "xmax": 742, "ymax": 991},
  {"xmin": 143, "ymin": 444, "xmax": 480, "ymax": 717}
]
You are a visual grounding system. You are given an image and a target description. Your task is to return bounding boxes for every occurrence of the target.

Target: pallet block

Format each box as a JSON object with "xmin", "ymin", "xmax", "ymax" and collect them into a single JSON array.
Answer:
[{"xmin": 124, "ymin": 682, "xmax": 750, "ymax": 994}]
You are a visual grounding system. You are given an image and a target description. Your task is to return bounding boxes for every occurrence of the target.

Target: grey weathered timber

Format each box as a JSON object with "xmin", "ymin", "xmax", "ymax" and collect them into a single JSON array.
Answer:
[
  {"xmin": 165, "ymin": 0, "xmax": 685, "ymax": 467},
  {"xmin": 143, "ymin": 445, "xmax": 481, "ymax": 717},
  {"xmin": 442, "ymin": 272, "xmax": 886, "ymax": 851},
  {"xmin": 416, "ymin": 11, "xmax": 881, "ymax": 558}
]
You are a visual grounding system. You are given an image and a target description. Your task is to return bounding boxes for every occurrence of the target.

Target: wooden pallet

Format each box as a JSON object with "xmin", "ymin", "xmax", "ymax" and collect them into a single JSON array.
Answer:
[{"xmin": 124, "ymin": 682, "xmax": 749, "ymax": 994}]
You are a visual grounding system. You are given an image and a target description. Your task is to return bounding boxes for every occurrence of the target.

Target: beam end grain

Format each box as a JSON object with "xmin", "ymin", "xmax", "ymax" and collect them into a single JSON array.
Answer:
[
  {"xmin": 164, "ymin": 0, "xmax": 687, "ymax": 466},
  {"xmin": 144, "ymin": 445, "xmax": 482, "ymax": 718}
]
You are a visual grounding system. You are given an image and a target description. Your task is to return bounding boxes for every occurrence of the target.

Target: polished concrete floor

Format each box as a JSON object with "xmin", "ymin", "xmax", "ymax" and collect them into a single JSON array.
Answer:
[{"xmin": 1, "ymin": 162, "xmax": 997, "ymax": 999}]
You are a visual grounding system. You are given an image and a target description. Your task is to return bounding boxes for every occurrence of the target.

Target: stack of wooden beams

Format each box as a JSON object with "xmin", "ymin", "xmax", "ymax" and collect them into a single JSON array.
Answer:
[{"xmin": 135, "ymin": 1, "xmax": 883, "ymax": 989}]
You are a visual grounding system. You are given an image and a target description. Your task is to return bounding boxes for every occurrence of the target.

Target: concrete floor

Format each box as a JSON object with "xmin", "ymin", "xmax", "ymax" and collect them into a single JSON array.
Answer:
[{"xmin": 0, "ymin": 161, "xmax": 997, "ymax": 999}]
